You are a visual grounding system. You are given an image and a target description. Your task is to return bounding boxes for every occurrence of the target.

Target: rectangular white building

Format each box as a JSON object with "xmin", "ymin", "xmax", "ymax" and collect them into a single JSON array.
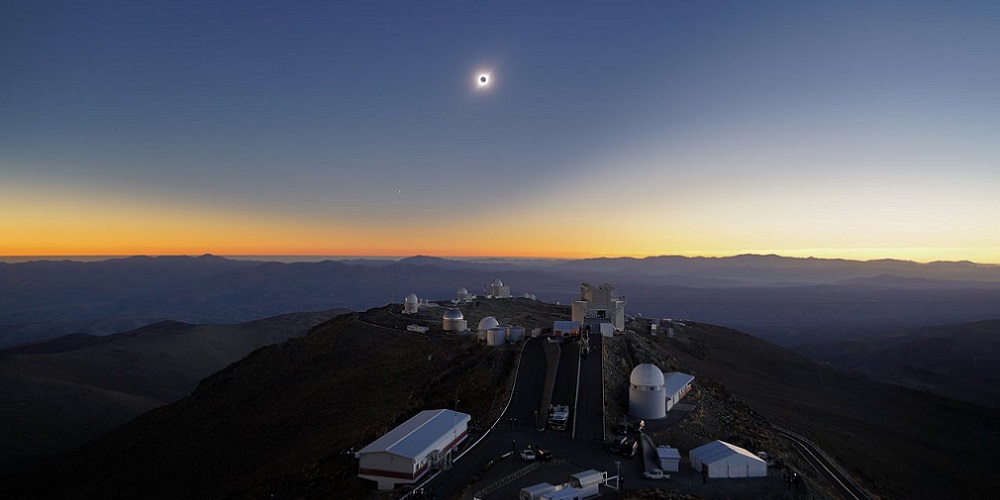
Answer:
[
  {"xmin": 663, "ymin": 371, "xmax": 694, "ymax": 411},
  {"xmin": 656, "ymin": 445, "xmax": 681, "ymax": 472},
  {"xmin": 356, "ymin": 409, "xmax": 470, "ymax": 490}
]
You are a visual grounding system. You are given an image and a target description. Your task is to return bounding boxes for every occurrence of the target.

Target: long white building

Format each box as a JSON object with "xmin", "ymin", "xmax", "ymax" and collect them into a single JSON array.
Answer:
[
  {"xmin": 356, "ymin": 409, "xmax": 470, "ymax": 490},
  {"xmin": 689, "ymin": 440, "xmax": 767, "ymax": 478},
  {"xmin": 663, "ymin": 371, "xmax": 695, "ymax": 411}
]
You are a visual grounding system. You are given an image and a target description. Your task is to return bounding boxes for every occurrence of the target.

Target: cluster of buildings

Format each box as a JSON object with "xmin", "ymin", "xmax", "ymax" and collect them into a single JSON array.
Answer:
[
  {"xmin": 520, "ymin": 470, "xmax": 609, "ymax": 500},
  {"xmin": 357, "ymin": 280, "xmax": 767, "ymax": 495},
  {"xmin": 399, "ymin": 280, "xmax": 528, "ymax": 347}
]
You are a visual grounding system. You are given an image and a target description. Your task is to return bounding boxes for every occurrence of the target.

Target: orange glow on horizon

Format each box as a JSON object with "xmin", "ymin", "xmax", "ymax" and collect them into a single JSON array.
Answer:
[{"xmin": 3, "ymin": 180, "xmax": 997, "ymax": 265}]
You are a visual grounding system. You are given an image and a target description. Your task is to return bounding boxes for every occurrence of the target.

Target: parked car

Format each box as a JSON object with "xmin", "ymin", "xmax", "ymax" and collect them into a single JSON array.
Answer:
[
  {"xmin": 520, "ymin": 449, "xmax": 536, "ymax": 461},
  {"xmin": 643, "ymin": 469, "xmax": 668, "ymax": 480},
  {"xmin": 535, "ymin": 449, "xmax": 554, "ymax": 461}
]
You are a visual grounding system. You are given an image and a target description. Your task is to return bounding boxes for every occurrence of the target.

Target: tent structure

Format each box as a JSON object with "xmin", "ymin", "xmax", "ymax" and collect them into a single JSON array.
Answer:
[{"xmin": 689, "ymin": 440, "xmax": 767, "ymax": 478}]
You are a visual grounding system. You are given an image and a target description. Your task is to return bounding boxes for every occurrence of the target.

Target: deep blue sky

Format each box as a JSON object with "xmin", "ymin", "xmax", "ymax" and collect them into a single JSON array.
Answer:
[{"xmin": 3, "ymin": 1, "xmax": 999, "ymax": 261}]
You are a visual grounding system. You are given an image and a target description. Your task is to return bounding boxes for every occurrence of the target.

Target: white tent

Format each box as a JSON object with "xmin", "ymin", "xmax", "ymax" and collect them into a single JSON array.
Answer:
[{"xmin": 689, "ymin": 440, "xmax": 767, "ymax": 478}]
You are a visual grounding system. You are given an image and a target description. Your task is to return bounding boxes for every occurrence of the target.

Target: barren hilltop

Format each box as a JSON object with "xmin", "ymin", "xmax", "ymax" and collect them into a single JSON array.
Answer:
[{"xmin": 5, "ymin": 298, "xmax": 999, "ymax": 499}]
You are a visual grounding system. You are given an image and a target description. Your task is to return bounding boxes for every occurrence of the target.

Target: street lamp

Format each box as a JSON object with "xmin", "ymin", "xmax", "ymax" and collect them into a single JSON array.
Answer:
[{"xmin": 615, "ymin": 460, "xmax": 621, "ymax": 489}]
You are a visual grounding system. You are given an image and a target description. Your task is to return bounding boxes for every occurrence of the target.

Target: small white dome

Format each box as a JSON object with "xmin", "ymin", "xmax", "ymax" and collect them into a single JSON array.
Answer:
[
  {"xmin": 630, "ymin": 364, "xmax": 665, "ymax": 387},
  {"xmin": 404, "ymin": 293, "xmax": 418, "ymax": 304},
  {"xmin": 443, "ymin": 308, "xmax": 464, "ymax": 320},
  {"xmin": 478, "ymin": 316, "xmax": 500, "ymax": 331},
  {"xmin": 457, "ymin": 287, "xmax": 468, "ymax": 294},
  {"xmin": 492, "ymin": 279, "xmax": 504, "ymax": 287}
]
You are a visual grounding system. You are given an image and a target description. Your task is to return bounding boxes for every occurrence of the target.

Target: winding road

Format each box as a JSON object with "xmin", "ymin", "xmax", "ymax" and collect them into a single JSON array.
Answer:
[{"xmin": 772, "ymin": 425, "xmax": 874, "ymax": 500}]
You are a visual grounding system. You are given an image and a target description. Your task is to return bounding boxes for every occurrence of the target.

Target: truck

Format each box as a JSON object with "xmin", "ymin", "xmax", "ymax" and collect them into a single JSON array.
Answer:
[
  {"xmin": 643, "ymin": 469, "xmax": 669, "ymax": 480},
  {"xmin": 547, "ymin": 404, "xmax": 570, "ymax": 431}
]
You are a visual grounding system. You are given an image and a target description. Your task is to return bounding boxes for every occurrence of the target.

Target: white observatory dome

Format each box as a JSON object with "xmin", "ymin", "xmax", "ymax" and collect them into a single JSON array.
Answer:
[
  {"xmin": 629, "ymin": 363, "xmax": 666, "ymax": 419},
  {"xmin": 443, "ymin": 308, "xmax": 464, "ymax": 321},
  {"xmin": 478, "ymin": 316, "xmax": 500, "ymax": 331},
  {"xmin": 457, "ymin": 287, "xmax": 468, "ymax": 295},
  {"xmin": 492, "ymin": 279, "xmax": 504, "ymax": 287},
  {"xmin": 630, "ymin": 363, "xmax": 666, "ymax": 387},
  {"xmin": 403, "ymin": 293, "xmax": 419, "ymax": 314}
]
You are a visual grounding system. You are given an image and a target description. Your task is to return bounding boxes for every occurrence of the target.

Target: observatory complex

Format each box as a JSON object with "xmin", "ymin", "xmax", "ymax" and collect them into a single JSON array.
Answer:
[{"xmin": 571, "ymin": 283, "xmax": 626, "ymax": 331}]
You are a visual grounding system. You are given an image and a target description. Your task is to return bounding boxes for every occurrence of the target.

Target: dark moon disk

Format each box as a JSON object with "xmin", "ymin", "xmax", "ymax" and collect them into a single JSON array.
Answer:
[{"xmin": 480, "ymin": 76, "xmax": 487, "ymax": 83}]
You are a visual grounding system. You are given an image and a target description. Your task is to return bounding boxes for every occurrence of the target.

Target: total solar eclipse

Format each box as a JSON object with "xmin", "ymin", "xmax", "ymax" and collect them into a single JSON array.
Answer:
[{"xmin": 478, "ymin": 74, "xmax": 489, "ymax": 86}]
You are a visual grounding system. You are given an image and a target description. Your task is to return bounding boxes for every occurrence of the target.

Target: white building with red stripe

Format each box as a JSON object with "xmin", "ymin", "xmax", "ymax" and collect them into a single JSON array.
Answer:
[
  {"xmin": 663, "ymin": 371, "xmax": 694, "ymax": 411},
  {"xmin": 356, "ymin": 409, "xmax": 470, "ymax": 490}
]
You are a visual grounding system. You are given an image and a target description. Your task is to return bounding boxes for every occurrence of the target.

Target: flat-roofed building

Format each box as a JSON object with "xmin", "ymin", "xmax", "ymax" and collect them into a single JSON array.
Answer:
[
  {"xmin": 663, "ymin": 371, "xmax": 695, "ymax": 411},
  {"xmin": 356, "ymin": 409, "xmax": 470, "ymax": 490}
]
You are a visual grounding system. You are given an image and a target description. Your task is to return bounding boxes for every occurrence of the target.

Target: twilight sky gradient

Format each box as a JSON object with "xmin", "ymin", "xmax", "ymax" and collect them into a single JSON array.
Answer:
[{"xmin": 3, "ymin": 1, "xmax": 999, "ymax": 262}]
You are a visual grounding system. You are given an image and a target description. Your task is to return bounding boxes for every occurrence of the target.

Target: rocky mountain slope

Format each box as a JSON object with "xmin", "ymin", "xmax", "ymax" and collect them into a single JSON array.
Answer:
[
  {"xmin": 5, "ymin": 299, "xmax": 999, "ymax": 499},
  {"xmin": 627, "ymin": 318, "xmax": 1000, "ymax": 499},
  {"xmin": 0, "ymin": 309, "xmax": 347, "ymax": 469},
  {"xmin": 795, "ymin": 319, "xmax": 1000, "ymax": 408}
]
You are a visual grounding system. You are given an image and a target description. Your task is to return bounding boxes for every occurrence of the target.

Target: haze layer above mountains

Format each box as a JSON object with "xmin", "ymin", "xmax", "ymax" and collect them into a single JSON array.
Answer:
[{"xmin": 3, "ymin": 254, "xmax": 999, "ymax": 349}]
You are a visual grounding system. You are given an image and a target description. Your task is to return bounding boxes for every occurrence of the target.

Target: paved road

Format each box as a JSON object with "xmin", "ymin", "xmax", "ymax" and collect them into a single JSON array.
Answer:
[
  {"xmin": 418, "ymin": 334, "xmax": 620, "ymax": 500},
  {"xmin": 574, "ymin": 335, "xmax": 604, "ymax": 442},
  {"xmin": 772, "ymin": 425, "xmax": 874, "ymax": 500},
  {"xmin": 504, "ymin": 338, "xmax": 546, "ymax": 430},
  {"xmin": 550, "ymin": 340, "xmax": 578, "ymax": 435}
]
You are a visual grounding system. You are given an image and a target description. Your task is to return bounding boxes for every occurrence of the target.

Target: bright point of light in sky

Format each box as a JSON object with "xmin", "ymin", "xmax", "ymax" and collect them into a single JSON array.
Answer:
[
  {"xmin": 478, "ymin": 74, "xmax": 490, "ymax": 86},
  {"xmin": 2, "ymin": 1, "xmax": 998, "ymax": 263}
]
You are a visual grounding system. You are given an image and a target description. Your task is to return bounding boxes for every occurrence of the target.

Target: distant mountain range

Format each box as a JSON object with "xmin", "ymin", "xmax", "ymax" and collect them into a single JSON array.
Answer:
[
  {"xmin": 2, "ymin": 254, "xmax": 999, "ymax": 348},
  {"xmin": 0, "ymin": 308, "xmax": 347, "ymax": 469}
]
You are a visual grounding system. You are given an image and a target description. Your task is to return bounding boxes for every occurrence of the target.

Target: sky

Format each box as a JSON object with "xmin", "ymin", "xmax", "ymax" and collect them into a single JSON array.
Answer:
[{"xmin": 3, "ymin": 1, "xmax": 999, "ymax": 262}]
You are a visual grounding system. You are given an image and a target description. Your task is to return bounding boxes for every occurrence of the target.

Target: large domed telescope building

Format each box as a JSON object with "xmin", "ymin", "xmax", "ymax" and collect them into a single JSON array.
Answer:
[
  {"xmin": 403, "ymin": 293, "xmax": 420, "ymax": 314},
  {"xmin": 489, "ymin": 279, "xmax": 511, "ymax": 298},
  {"xmin": 477, "ymin": 316, "xmax": 500, "ymax": 341},
  {"xmin": 442, "ymin": 308, "xmax": 467, "ymax": 332},
  {"xmin": 629, "ymin": 363, "xmax": 666, "ymax": 419}
]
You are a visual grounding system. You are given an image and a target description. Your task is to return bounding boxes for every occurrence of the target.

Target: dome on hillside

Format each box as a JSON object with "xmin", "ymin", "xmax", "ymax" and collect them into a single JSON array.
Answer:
[
  {"xmin": 492, "ymin": 279, "xmax": 504, "ymax": 287},
  {"xmin": 630, "ymin": 363, "xmax": 665, "ymax": 388},
  {"xmin": 478, "ymin": 316, "xmax": 500, "ymax": 331},
  {"xmin": 403, "ymin": 293, "xmax": 420, "ymax": 314},
  {"xmin": 443, "ymin": 308, "xmax": 464, "ymax": 321},
  {"xmin": 630, "ymin": 363, "xmax": 666, "ymax": 419},
  {"xmin": 457, "ymin": 287, "xmax": 468, "ymax": 295}
]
